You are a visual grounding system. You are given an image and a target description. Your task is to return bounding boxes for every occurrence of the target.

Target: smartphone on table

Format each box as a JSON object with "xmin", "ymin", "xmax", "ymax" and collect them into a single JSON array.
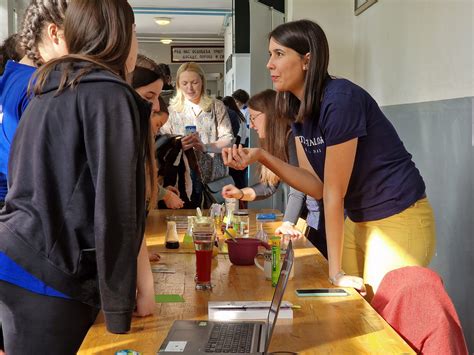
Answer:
[{"xmin": 295, "ymin": 288, "xmax": 349, "ymax": 297}]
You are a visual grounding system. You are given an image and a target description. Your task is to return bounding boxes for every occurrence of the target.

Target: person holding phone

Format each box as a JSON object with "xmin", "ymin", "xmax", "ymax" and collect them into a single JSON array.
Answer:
[
  {"xmin": 160, "ymin": 62, "xmax": 233, "ymax": 208},
  {"xmin": 0, "ymin": 0, "xmax": 154, "ymax": 352},
  {"xmin": 223, "ymin": 20, "xmax": 436, "ymax": 299}
]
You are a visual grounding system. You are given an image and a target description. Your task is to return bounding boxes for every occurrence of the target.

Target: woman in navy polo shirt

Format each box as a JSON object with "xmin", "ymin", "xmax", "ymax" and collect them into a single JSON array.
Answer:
[{"xmin": 223, "ymin": 20, "xmax": 436, "ymax": 299}]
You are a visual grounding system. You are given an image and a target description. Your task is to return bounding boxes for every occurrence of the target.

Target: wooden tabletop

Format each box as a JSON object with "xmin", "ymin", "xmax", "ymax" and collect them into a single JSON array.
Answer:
[{"xmin": 78, "ymin": 209, "xmax": 414, "ymax": 354}]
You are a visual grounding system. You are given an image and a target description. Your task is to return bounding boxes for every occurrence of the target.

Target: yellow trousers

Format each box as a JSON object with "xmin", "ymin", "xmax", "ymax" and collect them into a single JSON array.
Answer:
[{"xmin": 343, "ymin": 197, "xmax": 436, "ymax": 299}]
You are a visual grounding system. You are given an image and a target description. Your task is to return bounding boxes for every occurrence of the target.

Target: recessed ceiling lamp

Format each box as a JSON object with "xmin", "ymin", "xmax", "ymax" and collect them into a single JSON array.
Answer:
[
  {"xmin": 154, "ymin": 17, "xmax": 171, "ymax": 26},
  {"xmin": 160, "ymin": 39, "xmax": 173, "ymax": 45}
]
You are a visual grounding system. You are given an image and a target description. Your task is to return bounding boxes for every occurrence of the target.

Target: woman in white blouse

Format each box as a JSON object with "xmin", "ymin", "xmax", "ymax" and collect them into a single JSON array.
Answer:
[{"xmin": 160, "ymin": 62, "xmax": 234, "ymax": 208}]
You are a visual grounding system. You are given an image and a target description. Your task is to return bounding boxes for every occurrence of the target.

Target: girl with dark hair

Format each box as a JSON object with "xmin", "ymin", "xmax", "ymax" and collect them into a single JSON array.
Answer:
[
  {"xmin": 222, "ymin": 96, "xmax": 245, "ymax": 139},
  {"xmin": 0, "ymin": 0, "xmax": 155, "ymax": 352},
  {"xmin": 0, "ymin": 0, "xmax": 69, "ymax": 208},
  {"xmin": 223, "ymin": 20, "xmax": 435, "ymax": 299},
  {"xmin": 132, "ymin": 54, "xmax": 184, "ymax": 210},
  {"xmin": 221, "ymin": 95, "xmax": 247, "ymax": 190},
  {"xmin": 0, "ymin": 34, "xmax": 24, "ymax": 75}
]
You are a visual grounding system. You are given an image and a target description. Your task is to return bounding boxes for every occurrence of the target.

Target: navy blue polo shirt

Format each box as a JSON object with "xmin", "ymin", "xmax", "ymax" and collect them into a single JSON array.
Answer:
[{"xmin": 292, "ymin": 78, "xmax": 425, "ymax": 222}]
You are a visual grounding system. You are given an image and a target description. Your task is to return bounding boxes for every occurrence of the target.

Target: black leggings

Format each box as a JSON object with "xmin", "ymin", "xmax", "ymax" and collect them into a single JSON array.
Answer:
[{"xmin": 0, "ymin": 280, "xmax": 99, "ymax": 355}]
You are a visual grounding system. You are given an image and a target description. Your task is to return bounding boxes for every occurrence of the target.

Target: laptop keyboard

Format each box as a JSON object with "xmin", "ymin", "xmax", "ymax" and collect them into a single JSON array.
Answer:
[{"xmin": 204, "ymin": 323, "xmax": 255, "ymax": 353}]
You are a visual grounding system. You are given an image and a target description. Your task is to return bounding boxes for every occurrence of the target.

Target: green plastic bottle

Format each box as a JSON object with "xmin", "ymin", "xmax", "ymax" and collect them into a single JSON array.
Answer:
[{"xmin": 271, "ymin": 236, "xmax": 281, "ymax": 287}]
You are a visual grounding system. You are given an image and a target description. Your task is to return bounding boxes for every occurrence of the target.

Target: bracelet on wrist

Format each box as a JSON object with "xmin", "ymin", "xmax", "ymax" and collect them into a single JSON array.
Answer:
[
  {"xmin": 237, "ymin": 189, "xmax": 244, "ymax": 200},
  {"xmin": 328, "ymin": 271, "xmax": 346, "ymax": 285}
]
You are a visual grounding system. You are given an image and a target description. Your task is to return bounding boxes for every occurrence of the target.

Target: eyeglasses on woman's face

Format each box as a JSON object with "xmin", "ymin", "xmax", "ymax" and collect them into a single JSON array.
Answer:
[{"xmin": 249, "ymin": 112, "xmax": 263, "ymax": 124}]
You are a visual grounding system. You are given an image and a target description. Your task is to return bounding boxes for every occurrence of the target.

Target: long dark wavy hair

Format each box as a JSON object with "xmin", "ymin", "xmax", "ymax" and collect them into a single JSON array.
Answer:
[
  {"xmin": 222, "ymin": 96, "xmax": 246, "ymax": 123},
  {"xmin": 269, "ymin": 20, "xmax": 330, "ymax": 124},
  {"xmin": 33, "ymin": 0, "xmax": 135, "ymax": 95}
]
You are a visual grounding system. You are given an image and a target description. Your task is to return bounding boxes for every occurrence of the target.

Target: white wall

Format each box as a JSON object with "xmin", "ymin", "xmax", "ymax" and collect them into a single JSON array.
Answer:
[
  {"xmin": 354, "ymin": 0, "xmax": 473, "ymax": 106},
  {"xmin": 0, "ymin": 0, "xmax": 9, "ymax": 41},
  {"xmin": 287, "ymin": 0, "xmax": 355, "ymax": 80},
  {"xmin": 288, "ymin": 0, "xmax": 473, "ymax": 106}
]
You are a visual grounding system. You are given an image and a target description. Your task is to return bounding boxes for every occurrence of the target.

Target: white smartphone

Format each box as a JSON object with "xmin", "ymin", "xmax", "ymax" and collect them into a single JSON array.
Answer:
[{"xmin": 295, "ymin": 288, "xmax": 349, "ymax": 297}]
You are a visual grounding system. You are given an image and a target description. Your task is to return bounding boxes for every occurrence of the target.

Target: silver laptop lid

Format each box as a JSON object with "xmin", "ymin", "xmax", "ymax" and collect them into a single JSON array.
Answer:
[{"xmin": 264, "ymin": 240, "xmax": 294, "ymax": 353}]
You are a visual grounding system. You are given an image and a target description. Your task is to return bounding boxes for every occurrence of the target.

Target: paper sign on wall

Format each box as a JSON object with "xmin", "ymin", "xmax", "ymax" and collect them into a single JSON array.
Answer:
[{"xmin": 171, "ymin": 46, "xmax": 224, "ymax": 63}]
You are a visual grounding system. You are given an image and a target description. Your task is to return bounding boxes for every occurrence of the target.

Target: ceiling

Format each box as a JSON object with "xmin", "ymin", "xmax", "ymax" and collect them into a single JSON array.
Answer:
[{"xmin": 130, "ymin": 0, "xmax": 232, "ymax": 44}]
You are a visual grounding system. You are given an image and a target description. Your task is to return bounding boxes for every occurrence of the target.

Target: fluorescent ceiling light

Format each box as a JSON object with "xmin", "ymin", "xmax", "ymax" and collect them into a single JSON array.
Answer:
[
  {"xmin": 154, "ymin": 17, "xmax": 171, "ymax": 26},
  {"xmin": 160, "ymin": 39, "xmax": 173, "ymax": 45}
]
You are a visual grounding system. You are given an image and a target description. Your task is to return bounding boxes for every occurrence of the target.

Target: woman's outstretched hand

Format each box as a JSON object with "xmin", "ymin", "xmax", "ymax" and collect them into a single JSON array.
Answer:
[
  {"xmin": 275, "ymin": 221, "xmax": 304, "ymax": 238},
  {"xmin": 222, "ymin": 145, "xmax": 261, "ymax": 170}
]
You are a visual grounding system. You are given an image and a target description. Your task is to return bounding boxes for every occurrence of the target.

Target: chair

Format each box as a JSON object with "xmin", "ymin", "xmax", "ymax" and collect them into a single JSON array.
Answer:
[{"xmin": 371, "ymin": 266, "xmax": 468, "ymax": 355}]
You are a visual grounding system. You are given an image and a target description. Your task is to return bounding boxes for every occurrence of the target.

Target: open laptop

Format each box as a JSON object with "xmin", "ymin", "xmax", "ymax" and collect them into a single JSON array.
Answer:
[{"xmin": 158, "ymin": 240, "xmax": 294, "ymax": 354}]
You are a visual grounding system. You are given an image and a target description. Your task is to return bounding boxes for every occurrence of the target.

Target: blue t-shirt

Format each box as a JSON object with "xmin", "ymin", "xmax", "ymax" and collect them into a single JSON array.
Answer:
[
  {"xmin": 292, "ymin": 78, "xmax": 425, "ymax": 222},
  {"xmin": 0, "ymin": 61, "xmax": 68, "ymax": 299},
  {"xmin": 0, "ymin": 60, "xmax": 36, "ymax": 200},
  {"xmin": 0, "ymin": 252, "xmax": 69, "ymax": 298}
]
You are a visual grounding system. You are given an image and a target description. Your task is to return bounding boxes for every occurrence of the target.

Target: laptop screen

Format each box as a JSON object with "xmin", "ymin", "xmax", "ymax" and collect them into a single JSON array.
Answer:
[{"xmin": 265, "ymin": 240, "xmax": 294, "ymax": 352}]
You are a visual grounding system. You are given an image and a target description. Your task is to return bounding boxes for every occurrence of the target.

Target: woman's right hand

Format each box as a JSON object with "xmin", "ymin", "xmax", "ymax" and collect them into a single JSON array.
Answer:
[
  {"xmin": 222, "ymin": 145, "xmax": 261, "ymax": 170},
  {"xmin": 163, "ymin": 189, "xmax": 184, "ymax": 209},
  {"xmin": 181, "ymin": 133, "xmax": 199, "ymax": 151},
  {"xmin": 221, "ymin": 184, "xmax": 242, "ymax": 199}
]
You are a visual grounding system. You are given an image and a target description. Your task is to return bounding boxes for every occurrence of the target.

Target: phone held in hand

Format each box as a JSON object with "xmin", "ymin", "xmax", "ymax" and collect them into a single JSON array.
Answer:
[
  {"xmin": 185, "ymin": 125, "xmax": 197, "ymax": 135},
  {"xmin": 295, "ymin": 288, "xmax": 349, "ymax": 297}
]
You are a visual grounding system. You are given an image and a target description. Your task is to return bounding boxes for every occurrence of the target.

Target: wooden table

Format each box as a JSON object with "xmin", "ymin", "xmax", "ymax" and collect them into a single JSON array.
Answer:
[{"xmin": 79, "ymin": 210, "xmax": 414, "ymax": 354}]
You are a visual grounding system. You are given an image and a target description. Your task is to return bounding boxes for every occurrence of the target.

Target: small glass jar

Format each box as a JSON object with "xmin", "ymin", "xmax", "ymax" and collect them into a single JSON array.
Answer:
[{"xmin": 232, "ymin": 210, "xmax": 249, "ymax": 238}]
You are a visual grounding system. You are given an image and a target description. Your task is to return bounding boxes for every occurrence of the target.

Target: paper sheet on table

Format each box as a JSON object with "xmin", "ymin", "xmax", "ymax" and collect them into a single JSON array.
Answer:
[{"xmin": 155, "ymin": 294, "xmax": 185, "ymax": 303}]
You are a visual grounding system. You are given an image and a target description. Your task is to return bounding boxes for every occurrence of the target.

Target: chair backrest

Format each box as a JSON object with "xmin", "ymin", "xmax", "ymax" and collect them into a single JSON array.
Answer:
[{"xmin": 371, "ymin": 266, "xmax": 468, "ymax": 355}]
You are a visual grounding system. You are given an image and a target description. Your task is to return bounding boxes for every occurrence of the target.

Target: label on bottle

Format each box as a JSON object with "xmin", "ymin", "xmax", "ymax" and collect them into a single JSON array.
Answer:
[{"xmin": 271, "ymin": 244, "xmax": 281, "ymax": 287}]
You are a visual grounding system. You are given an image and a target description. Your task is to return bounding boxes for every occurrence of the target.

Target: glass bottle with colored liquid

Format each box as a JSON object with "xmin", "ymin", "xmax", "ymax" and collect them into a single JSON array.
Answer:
[
  {"xmin": 165, "ymin": 221, "xmax": 180, "ymax": 249},
  {"xmin": 182, "ymin": 216, "xmax": 194, "ymax": 249}
]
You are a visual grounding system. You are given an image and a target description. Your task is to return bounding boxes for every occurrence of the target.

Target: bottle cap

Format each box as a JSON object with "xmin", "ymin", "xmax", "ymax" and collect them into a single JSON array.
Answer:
[{"xmin": 233, "ymin": 210, "xmax": 248, "ymax": 216}]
